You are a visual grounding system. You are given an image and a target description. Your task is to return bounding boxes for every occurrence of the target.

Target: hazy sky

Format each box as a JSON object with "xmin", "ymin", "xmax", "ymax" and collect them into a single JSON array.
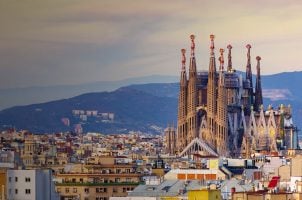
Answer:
[{"xmin": 1, "ymin": 0, "xmax": 302, "ymax": 89}]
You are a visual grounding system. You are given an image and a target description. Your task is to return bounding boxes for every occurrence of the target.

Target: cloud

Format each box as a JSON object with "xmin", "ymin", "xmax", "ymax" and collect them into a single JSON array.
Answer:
[{"xmin": 1, "ymin": 0, "xmax": 302, "ymax": 88}]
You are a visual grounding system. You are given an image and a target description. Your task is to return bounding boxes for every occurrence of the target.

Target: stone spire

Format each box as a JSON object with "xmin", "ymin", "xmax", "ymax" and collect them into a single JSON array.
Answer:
[
  {"xmin": 177, "ymin": 49, "xmax": 188, "ymax": 151},
  {"xmin": 180, "ymin": 49, "xmax": 187, "ymax": 85},
  {"xmin": 216, "ymin": 48, "xmax": 228, "ymax": 156},
  {"xmin": 218, "ymin": 48, "xmax": 225, "ymax": 84},
  {"xmin": 254, "ymin": 56, "xmax": 263, "ymax": 112},
  {"xmin": 190, "ymin": 34, "xmax": 195, "ymax": 57},
  {"xmin": 245, "ymin": 44, "xmax": 254, "ymax": 112},
  {"xmin": 206, "ymin": 34, "xmax": 217, "ymax": 147},
  {"xmin": 189, "ymin": 34, "xmax": 197, "ymax": 78},
  {"xmin": 210, "ymin": 34, "xmax": 215, "ymax": 57},
  {"xmin": 186, "ymin": 34, "xmax": 198, "ymax": 144},
  {"xmin": 219, "ymin": 48, "xmax": 225, "ymax": 71},
  {"xmin": 227, "ymin": 44, "xmax": 232, "ymax": 72},
  {"xmin": 208, "ymin": 34, "xmax": 216, "ymax": 73},
  {"xmin": 246, "ymin": 44, "xmax": 252, "ymax": 83}
]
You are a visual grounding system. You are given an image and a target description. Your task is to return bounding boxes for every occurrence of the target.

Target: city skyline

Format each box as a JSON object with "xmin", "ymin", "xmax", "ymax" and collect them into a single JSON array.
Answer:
[{"xmin": 1, "ymin": 0, "xmax": 302, "ymax": 89}]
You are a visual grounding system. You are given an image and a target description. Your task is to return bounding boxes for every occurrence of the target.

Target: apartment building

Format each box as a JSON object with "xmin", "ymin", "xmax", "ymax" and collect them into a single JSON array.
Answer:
[{"xmin": 6, "ymin": 169, "xmax": 59, "ymax": 200}]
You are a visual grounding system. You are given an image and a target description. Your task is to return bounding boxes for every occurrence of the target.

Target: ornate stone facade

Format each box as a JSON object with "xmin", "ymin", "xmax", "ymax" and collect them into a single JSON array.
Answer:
[{"xmin": 176, "ymin": 35, "xmax": 298, "ymax": 158}]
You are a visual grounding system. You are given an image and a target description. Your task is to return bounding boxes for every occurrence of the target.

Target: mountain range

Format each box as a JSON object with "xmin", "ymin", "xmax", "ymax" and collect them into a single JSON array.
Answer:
[
  {"xmin": 0, "ymin": 71, "xmax": 302, "ymax": 134},
  {"xmin": 0, "ymin": 75, "xmax": 179, "ymax": 110}
]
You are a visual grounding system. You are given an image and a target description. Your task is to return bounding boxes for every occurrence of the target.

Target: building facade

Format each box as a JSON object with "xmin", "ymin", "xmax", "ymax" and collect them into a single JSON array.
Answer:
[
  {"xmin": 6, "ymin": 169, "xmax": 59, "ymax": 200},
  {"xmin": 55, "ymin": 156, "xmax": 142, "ymax": 200}
]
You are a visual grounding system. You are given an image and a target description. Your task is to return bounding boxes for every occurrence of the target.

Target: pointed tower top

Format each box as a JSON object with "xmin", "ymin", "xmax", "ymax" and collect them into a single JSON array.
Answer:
[
  {"xmin": 227, "ymin": 44, "xmax": 232, "ymax": 72},
  {"xmin": 219, "ymin": 48, "xmax": 225, "ymax": 71},
  {"xmin": 210, "ymin": 34, "xmax": 215, "ymax": 53},
  {"xmin": 256, "ymin": 56, "xmax": 261, "ymax": 72},
  {"xmin": 181, "ymin": 49, "xmax": 186, "ymax": 71},
  {"xmin": 245, "ymin": 44, "xmax": 253, "ymax": 86},
  {"xmin": 190, "ymin": 34, "xmax": 195, "ymax": 57},
  {"xmin": 246, "ymin": 44, "xmax": 251, "ymax": 62},
  {"xmin": 254, "ymin": 55, "xmax": 263, "ymax": 112}
]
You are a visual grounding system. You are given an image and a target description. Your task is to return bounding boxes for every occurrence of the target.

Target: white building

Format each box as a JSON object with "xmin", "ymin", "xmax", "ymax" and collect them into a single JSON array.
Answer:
[{"xmin": 6, "ymin": 169, "xmax": 59, "ymax": 200}]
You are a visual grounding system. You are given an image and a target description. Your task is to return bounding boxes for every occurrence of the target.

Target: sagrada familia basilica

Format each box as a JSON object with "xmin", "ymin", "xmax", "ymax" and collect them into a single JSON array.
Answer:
[{"xmin": 165, "ymin": 35, "xmax": 299, "ymax": 158}]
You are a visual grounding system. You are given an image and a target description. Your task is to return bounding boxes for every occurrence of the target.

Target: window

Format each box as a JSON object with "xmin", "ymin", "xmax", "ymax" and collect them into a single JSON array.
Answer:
[
  {"xmin": 57, "ymin": 188, "xmax": 61, "ymax": 193},
  {"xmin": 25, "ymin": 189, "xmax": 31, "ymax": 194},
  {"xmin": 65, "ymin": 188, "xmax": 69, "ymax": 193},
  {"xmin": 25, "ymin": 177, "xmax": 31, "ymax": 182},
  {"xmin": 96, "ymin": 188, "xmax": 107, "ymax": 193},
  {"xmin": 15, "ymin": 177, "xmax": 18, "ymax": 182},
  {"xmin": 113, "ymin": 187, "xmax": 118, "ymax": 193},
  {"xmin": 15, "ymin": 189, "xmax": 18, "ymax": 194},
  {"xmin": 8, "ymin": 177, "xmax": 11, "ymax": 182},
  {"xmin": 96, "ymin": 198, "xmax": 107, "ymax": 200},
  {"xmin": 84, "ymin": 188, "xmax": 89, "ymax": 193},
  {"xmin": 73, "ymin": 188, "xmax": 77, "ymax": 193},
  {"xmin": 115, "ymin": 178, "xmax": 120, "ymax": 183}
]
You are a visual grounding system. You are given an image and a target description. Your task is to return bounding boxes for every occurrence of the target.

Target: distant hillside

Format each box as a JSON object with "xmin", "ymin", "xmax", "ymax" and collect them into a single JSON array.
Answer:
[
  {"xmin": 0, "ymin": 87, "xmax": 177, "ymax": 134},
  {"xmin": 0, "ymin": 75, "xmax": 178, "ymax": 110}
]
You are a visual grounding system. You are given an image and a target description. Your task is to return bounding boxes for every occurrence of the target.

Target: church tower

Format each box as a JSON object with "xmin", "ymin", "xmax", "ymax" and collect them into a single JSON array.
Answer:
[
  {"xmin": 216, "ymin": 48, "xmax": 228, "ymax": 156},
  {"xmin": 177, "ymin": 49, "xmax": 188, "ymax": 151},
  {"xmin": 206, "ymin": 34, "xmax": 217, "ymax": 147},
  {"xmin": 254, "ymin": 56, "xmax": 263, "ymax": 112},
  {"xmin": 186, "ymin": 35, "xmax": 198, "ymax": 145},
  {"xmin": 243, "ymin": 44, "xmax": 253, "ymax": 114}
]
